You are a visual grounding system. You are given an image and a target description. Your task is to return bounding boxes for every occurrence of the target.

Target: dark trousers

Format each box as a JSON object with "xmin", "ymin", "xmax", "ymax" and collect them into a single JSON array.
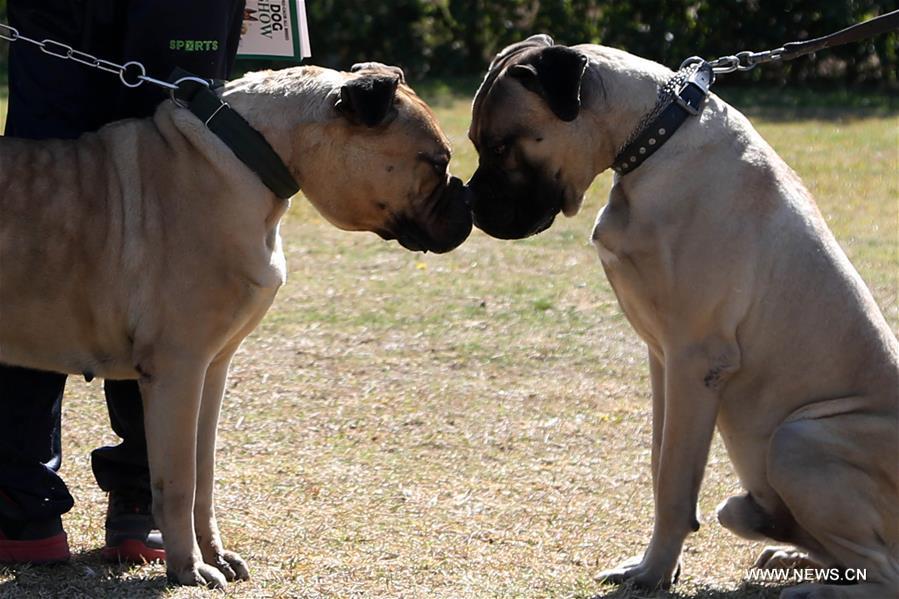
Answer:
[{"xmin": 0, "ymin": 0, "xmax": 245, "ymax": 523}]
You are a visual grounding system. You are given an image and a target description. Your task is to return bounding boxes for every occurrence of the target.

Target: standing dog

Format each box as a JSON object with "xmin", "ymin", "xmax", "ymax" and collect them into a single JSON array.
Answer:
[
  {"xmin": 467, "ymin": 35, "xmax": 898, "ymax": 599},
  {"xmin": 0, "ymin": 63, "xmax": 471, "ymax": 587}
]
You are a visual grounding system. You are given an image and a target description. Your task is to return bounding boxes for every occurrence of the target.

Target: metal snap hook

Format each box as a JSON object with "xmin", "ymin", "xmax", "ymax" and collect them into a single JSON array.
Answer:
[
  {"xmin": 170, "ymin": 76, "xmax": 212, "ymax": 108},
  {"xmin": 679, "ymin": 55, "xmax": 706, "ymax": 70}
]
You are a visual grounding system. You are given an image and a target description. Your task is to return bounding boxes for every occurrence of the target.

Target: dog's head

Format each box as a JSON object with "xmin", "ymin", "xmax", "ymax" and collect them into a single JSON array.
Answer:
[
  {"xmin": 225, "ymin": 63, "xmax": 472, "ymax": 253},
  {"xmin": 467, "ymin": 35, "xmax": 595, "ymax": 240}
]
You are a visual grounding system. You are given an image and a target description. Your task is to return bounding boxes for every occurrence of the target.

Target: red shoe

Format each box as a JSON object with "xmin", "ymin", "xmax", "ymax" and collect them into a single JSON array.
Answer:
[
  {"xmin": 101, "ymin": 537, "xmax": 165, "ymax": 563},
  {"xmin": 0, "ymin": 516, "xmax": 71, "ymax": 564},
  {"xmin": 101, "ymin": 490, "xmax": 165, "ymax": 563}
]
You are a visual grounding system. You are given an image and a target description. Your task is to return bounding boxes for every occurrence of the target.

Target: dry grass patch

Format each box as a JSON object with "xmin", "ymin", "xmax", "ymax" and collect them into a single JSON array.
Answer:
[{"xmin": 0, "ymin": 87, "xmax": 896, "ymax": 598}]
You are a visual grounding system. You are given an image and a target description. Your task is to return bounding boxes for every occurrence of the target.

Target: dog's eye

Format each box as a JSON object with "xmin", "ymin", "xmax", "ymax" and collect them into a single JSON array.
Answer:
[
  {"xmin": 429, "ymin": 157, "xmax": 448, "ymax": 176},
  {"xmin": 493, "ymin": 144, "xmax": 507, "ymax": 156},
  {"xmin": 418, "ymin": 152, "xmax": 449, "ymax": 175}
]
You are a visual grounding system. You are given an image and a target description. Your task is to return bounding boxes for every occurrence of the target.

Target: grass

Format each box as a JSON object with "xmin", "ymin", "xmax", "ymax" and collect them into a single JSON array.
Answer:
[{"xmin": 0, "ymin": 81, "xmax": 897, "ymax": 598}]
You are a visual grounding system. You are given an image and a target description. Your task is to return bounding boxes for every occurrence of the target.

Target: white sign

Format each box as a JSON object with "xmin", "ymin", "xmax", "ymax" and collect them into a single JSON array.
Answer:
[{"xmin": 238, "ymin": 0, "xmax": 311, "ymax": 60}]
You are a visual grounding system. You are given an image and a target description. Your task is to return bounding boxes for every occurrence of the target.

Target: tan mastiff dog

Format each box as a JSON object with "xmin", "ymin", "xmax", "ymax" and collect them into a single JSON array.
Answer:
[
  {"xmin": 467, "ymin": 35, "xmax": 898, "ymax": 598},
  {"xmin": 0, "ymin": 62, "xmax": 471, "ymax": 587}
]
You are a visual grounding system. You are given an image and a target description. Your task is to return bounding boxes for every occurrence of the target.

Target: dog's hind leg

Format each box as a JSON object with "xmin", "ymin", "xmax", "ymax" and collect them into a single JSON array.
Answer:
[
  {"xmin": 194, "ymin": 345, "xmax": 249, "ymax": 583},
  {"xmin": 751, "ymin": 546, "xmax": 824, "ymax": 571},
  {"xmin": 717, "ymin": 493, "xmax": 830, "ymax": 565},
  {"xmin": 140, "ymin": 352, "xmax": 228, "ymax": 588},
  {"xmin": 767, "ymin": 411, "xmax": 899, "ymax": 598},
  {"xmin": 717, "ymin": 492, "xmax": 840, "ymax": 587},
  {"xmin": 717, "ymin": 492, "xmax": 777, "ymax": 542}
]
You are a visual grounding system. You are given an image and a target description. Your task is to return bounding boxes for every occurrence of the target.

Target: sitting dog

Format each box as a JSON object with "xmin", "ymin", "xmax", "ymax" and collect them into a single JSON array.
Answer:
[
  {"xmin": 466, "ymin": 35, "xmax": 898, "ymax": 599},
  {"xmin": 0, "ymin": 62, "xmax": 471, "ymax": 587}
]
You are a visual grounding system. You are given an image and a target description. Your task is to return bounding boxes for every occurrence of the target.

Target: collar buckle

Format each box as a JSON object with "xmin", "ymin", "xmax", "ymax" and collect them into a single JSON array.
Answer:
[
  {"xmin": 675, "ymin": 85, "xmax": 702, "ymax": 116},
  {"xmin": 674, "ymin": 60, "xmax": 714, "ymax": 116}
]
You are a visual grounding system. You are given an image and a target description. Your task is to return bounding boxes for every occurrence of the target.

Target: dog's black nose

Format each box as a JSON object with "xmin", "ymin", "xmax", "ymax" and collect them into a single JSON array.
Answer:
[{"xmin": 450, "ymin": 177, "xmax": 474, "ymax": 209}]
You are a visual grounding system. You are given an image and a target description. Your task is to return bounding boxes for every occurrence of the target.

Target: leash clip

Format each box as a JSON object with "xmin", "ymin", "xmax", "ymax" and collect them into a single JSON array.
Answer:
[{"xmin": 170, "ymin": 76, "xmax": 213, "ymax": 108}]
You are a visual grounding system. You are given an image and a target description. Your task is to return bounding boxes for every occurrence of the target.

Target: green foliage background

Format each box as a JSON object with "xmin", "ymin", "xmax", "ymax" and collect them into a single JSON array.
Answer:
[{"xmin": 304, "ymin": 0, "xmax": 897, "ymax": 86}]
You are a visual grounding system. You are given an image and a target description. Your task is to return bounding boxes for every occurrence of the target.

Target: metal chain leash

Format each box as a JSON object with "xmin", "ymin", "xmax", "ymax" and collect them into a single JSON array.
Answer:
[
  {"xmin": 706, "ymin": 48, "xmax": 785, "ymax": 74},
  {"xmin": 0, "ymin": 22, "xmax": 209, "ymax": 106},
  {"xmin": 679, "ymin": 47, "xmax": 784, "ymax": 76}
]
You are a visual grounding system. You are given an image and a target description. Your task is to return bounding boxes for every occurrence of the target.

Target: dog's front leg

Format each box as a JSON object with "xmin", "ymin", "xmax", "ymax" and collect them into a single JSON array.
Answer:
[
  {"xmin": 140, "ymin": 354, "xmax": 228, "ymax": 588},
  {"xmin": 194, "ymin": 348, "xmax": 250, "ymax": 582},
  {"xmin": 598, "ymin": 346, "xmax": 722, "ymax": 590}
]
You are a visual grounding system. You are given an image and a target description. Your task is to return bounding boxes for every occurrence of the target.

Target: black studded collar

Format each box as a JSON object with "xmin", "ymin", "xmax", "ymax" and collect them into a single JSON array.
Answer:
[{"xmin": 612, "ymin": 60, "xmax": 714, "ymax": 175}]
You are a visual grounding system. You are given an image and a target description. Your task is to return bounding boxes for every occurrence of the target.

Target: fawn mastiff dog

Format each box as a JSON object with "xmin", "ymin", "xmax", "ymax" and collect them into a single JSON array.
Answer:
[
  {"xmin": 0, "ymin": 62, "xmax": 471, "ymax": 587},
  {"xmin": 467, "ymin": 35, "xmax": 899, "ymax": 598}
]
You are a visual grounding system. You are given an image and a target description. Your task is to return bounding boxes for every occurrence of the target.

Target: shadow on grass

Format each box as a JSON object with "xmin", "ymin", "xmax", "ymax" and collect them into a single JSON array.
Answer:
[
  {"xmin": 0, "ymin": 548, "xmax": 167, "ymax": 598},
  {"xmin": 585, "ymin": 581, "xmax": 789, "ymax": 599}
]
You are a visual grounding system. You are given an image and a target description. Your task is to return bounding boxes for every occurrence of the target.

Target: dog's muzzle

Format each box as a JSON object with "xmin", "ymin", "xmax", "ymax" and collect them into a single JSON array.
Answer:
[
  {"xmin": 466, "ymin": 166, "xmax": 561, "ymax": 240},
  {"xmin": 384, "ymin": 176, "xmax": 473, "ymax": 254}
]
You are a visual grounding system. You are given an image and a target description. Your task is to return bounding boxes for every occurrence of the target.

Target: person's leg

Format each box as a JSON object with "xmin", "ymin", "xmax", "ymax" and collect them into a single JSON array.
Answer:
[
  {"xmin": 92, "ymin": 379, "xmax": 166, "ymax": 562},
  {"xmin": 0, "ymin": 0, "xmax": 123, "ymax": 564},
  {"xmin": 92, "ymin": 382, "xmax": 150, "ymax": 497},
  {"xmin": 0, "ymin": 365, "xmax": 72, "ymax": 563}
]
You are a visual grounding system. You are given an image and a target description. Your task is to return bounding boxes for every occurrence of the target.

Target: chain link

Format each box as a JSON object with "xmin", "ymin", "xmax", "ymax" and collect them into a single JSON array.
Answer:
[
  {"xmin": 0, "ymin": 23, "xmax": 18, "ymax": 42},
  {"xmin": 0, "ymin": 22, "xmax": 205, "ymax": 94}
]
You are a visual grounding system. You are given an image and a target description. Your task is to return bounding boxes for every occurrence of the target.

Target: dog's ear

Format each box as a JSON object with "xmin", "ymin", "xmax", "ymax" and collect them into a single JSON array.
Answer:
[
  {"xmin": 351, "ymin": 62, "xmax": 406, "ymax": 84},
  {"xmin": 508, "ymin": 46, "xmax": 588, "ymax": 122},
  {"xmin": 523, "ymin": 33, "xmax": 554, "ymax": 47},
  {"xmin": 336, "ymin": 74, "xmax": 400, "ymax": 127},
  {"xmin": 491, "ymin": 33, "xmax": 555, "ymax": 66}
]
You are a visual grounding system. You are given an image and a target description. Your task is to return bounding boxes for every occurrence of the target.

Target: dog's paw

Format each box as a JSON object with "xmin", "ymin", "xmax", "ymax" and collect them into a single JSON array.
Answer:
[
  {"xmin": 166, "ymin": 562, "xmax": 229, "ymax": 589},
  {"xmin": 207, "ymin": 550, "xmax": 250, "ymax": 582},
  {"xmin": 752, "ymin": 546, "xmax": 821, "ymax": 571},
  {"xmin": 595, "ymin": 555, "xmax": 680, "ymax": 590}
]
